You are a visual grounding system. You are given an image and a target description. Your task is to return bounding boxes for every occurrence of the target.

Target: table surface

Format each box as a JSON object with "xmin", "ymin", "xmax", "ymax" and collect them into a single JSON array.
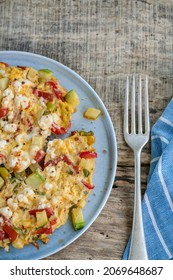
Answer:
[{"xmin": 1, "ymin": 0, "xmax": 173, "ymax": 260}]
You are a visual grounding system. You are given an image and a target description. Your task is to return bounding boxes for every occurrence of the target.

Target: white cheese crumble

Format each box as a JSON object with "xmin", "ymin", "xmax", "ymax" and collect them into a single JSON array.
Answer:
[
  {"xmin": 17, "ymin": 194, "xmax": 29, "ymax": 204},
  {"xmin": 51, "ymin": 196, "xmax": 58, "ymax": 205},
  {"xmin": 37, "ymin": 197, "xmax": 50, "ymax": 209},
  {"xmin": 13, "ymin": 80, "xmax": 22, "ymax": 91},
  {"xmin": 0, "ymin": 217, "xmax": 4, "ymax": 225},
  {"xmin": 0, "ymin": 120, "xmax": 6, "ymax": 128},
  {"xmin": 7, "ymin": 198, "xmax": 18, "ymax": 211},
  {"xmin": 44, "ymin": 182, "xmax": 53, "ymax": 191},
  {"xmin": 3, "ymin": 123, "xmax": 18, "ymax": 133},
  {"xmin": 9, "ymin": 150, "xmax": 31, "ymax": 172},
  {"xmin": 52, "ymin": 112, "xmax": 61, "ymax": 124},
  {"xmin": 22, "ymin": 188, "xmax": 34, "ymax": 196},
  {"xmin": 15, "ymin": 133, "xmax": 25, "ymax": 145},
  {"xmin": 45, "ymin": 165, "xmax": 56, "ymax": 177},
  {"xmin": 39, "ymin": 97, "xmax": 46, "ymax": 107},
  {"xmin": 14, "ymin": 94, "xmax": 30, "ymax": 109},
  {"xmin": 25, "ymin": 127, "xmax": 39, "ymax": 142},
  {"xmin": 0, "ymin": 207, "xmax": 12, "ymax": 219},
  {"xmin": 41, "ymin": 130, "xmax": 51, "ymax": 138},
  {"xmin": 0, "ymin": 139, "xmax": 7, "ymax": 148},
  {"xmin": 38, "ymin": 114, "xmax": 53, "ymax": 130},
  {"xmin": 9, "ymin": 156, "xmax": 18, "ymax": 168},
  {"xmin": 8, "ymin": 111, "xmax": 15, "ymax": 121},
  {"xmin": 2, "ymin": 88, "xmax": 14, "ymax": 106}
]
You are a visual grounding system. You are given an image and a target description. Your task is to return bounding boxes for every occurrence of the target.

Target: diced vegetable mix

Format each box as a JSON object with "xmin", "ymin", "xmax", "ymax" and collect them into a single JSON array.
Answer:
[{"xmin": 0, "ymin": 62, "xmax": 97, "ymax": 251}]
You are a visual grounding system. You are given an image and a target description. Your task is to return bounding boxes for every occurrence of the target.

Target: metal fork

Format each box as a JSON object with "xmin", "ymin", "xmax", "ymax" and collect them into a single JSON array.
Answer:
[{"xmin": 124, "ymin": 75, "xmax": 150, "ymax": 260}]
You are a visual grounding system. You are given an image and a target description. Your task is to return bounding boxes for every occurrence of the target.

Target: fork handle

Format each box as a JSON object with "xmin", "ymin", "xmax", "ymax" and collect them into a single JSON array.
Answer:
[{"xmin": 128, "ymin": 150, "xmax": 148, "ymax": 260}]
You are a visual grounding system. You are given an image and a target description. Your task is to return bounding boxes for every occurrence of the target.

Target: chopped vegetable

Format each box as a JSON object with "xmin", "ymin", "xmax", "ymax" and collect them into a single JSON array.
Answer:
[
  {"xmin": 81, "ymin": 179, "xmax": 94, "ymax": 190},
  {"xmin": 84, "ymin": 107, "xmax": 101, "ymax": 120},
  {"xmin": 63, "ymin": 155, "xmax": 79, "ymax": 172},
  {"xmin": 32, "ymin": 136, "xmax": 44, "ymax": 149},
  {"xmin": 0, "ymin": 107, "xmax": 9, "ymax": 118},
  {"xmin": 33, "ymin": 88, "xmax": 54, "ymax": 101},
  {"xmin": 25, "ymin": 171, "xmax": 45, "ymax": 188},
  {"xmin": 0, "ymin": 78, "xmax": 9, "ymax": 91},
  {"xmin": 65, "ymin": 90, "xmax": 80, "ymax": 109},
  {"xmin": 29, "ymin": 163, "xmax": 41, "ymax": 172},
  {"xmin": 46, "ymin": 80, "xmax": 58, "ymax": 89},
  {"xmin": 83, "ymin": 169, "xmax": 90, "ymax": 177},
  {"xmin": 38, "ymin": 69, "xmax": 53, "ymax": 80},
  {"xmin": 46, "ymin": 101, "xmax": 56, "ymax": 112},
  {"xmin": 79, "ymin": 158, "xmax": 95, "ymax": 172},
  {"xmin": 79, "ymin": 151, "xmax": 97, "ymax": 159},
  {"xmin": 29, "ymin": 208, "xmax": 54, "ymax": 218},
  {"xmin": 79, "ymin": 130, "xmax": 94, "ymax": 136},
  {"xmin": 44, "ymin": 155, "xmax": 63, "ymax": 168},
  {"xmin": 0, "ymin": 230, "xmax": 5, "ymax": 240},
  {"xmin": 27, "ymin": 67, "xmax": 38, "ymax": 82},
  {"xmin": 51, "ymin": 123, "xmax": 66, "ymax": 135},
  {"xmin": 17, "ymin": 65, "xmax": 27, "ymax": 70},
  {"xmin": 34, "ymin": 150, "xmax": 46, "ymax": 163},
  {"xmin": 2, "ymin": 224, "xmax": 18, "ymax": 241},
  {"xmin": 50, "ymin": 218, "xmax": 58, "ymax": 226},
  {"xmin": 36, "ymin": 210, "xmax": 48, "ymax": 228},
  {"xmin": 0, "ymin": 167, "xmax": 11, "ymax": 180},
  {"xmin": 71, "ymin": 207, "xmax": 84, "ymax": 230},
  {"xmin": 34, "ymin": 226, "xmax": 53, "ymax": 235},
  {"xmin": 0, "ymin": 176, "xmax": 4, "ymax": 189},
  {"xmin": 0, "ymin": 62, "xmax": 8, "ymax": 67}
]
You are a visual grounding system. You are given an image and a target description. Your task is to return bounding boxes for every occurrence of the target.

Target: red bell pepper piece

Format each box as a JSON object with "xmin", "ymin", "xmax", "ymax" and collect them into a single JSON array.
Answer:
[
  {"xmin": 0, "ymin": 108, "xmax": 9, "ymax": 118},
  {"xmin": 50, "ymin": 218, "xmax": 57, "ymax": 226},
  {"xmin": 0, "ymin": 153, "xmax": 5, "ymax": 160},
  {"xmin": 0, "ymin": 62, "xmax": 8, "ymax": 67},
  {"xmin": 34, "ymin": 150, "xmax": 46, "ymax": 163},
  {"xmin": 81, "ymin": 179, "xmax": 95, "ymax": 190},
  {"xmin": 79, "ymin": 151, "xmax": 97, "ymax": 159},
  {"xmin": 51, "ymin": 123, "xmax": 66, "ymax": 135},
  {"xmin": 46, "ymin": 80, "xmax": 58, "ymax": 89},
  {"xmin": 34, "ymin": 226, "xmax": 53, "ymax": 235},
  {"xmin": 46, "ymin": 81, "xmax": 64, "ymax": 101},
  {"xmin": 54, "ymin": 90, "xmax": 65, "ymax": 101},
  {"xmin": 44, "ymin": 155, "xmax": 63, "ymax": 168},
  {"xmin": 2, "ymin": 224, "xmax": 18, "ymax": 241},
  {"xmin": 33, "ymin": 88, "xmax": 54, "ymax": 101},
  {"xmin": 17, "ymin": 65, "xmax": 27, "ymax": 70},
  {"xmin": 44, "ymin": 155, "xmax": 78, "ymax": 172},
  {"xmin": 63, "ymin": 155, "xmax": 79, "ymax": 172},
  {"xmin": 29, "ymin": 208, "xmax": 54, "ymax": 218},
  {"xmin": 0, "ymin": 230, "xmax": 6, "ymax": 240}
]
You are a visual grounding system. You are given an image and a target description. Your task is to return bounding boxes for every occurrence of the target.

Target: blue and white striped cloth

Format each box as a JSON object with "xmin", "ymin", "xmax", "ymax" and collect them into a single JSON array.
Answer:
[{"xmin": 123, "ymin": 99, "xmax": 173, "ymax": 260}]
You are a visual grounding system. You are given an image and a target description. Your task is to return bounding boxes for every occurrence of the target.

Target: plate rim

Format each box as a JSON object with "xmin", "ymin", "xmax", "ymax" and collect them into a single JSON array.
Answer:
[{"xmin": 0, "ymin": 50, "xmax": 117, "ymax": 259}]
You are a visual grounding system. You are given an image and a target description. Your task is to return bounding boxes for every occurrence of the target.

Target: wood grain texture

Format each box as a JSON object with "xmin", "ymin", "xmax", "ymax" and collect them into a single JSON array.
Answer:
[{"xmin": 0, "ymin": 0, "xmax": 173, "ymax": 259}]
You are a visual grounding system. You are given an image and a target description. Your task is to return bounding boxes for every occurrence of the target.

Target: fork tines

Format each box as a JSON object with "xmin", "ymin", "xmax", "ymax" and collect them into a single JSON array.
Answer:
[{"xmin": 124, "ymin": 75, "xmax": 149, "ymax": 136}]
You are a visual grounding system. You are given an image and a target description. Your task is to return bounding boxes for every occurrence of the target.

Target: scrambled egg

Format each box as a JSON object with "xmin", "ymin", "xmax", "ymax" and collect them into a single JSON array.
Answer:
[{"xmin": 0, "ymin": 62, "xmax": 97, "ymax": 251}]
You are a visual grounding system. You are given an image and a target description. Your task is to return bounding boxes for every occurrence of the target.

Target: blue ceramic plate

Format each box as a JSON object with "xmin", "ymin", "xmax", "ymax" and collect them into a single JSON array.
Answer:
[{"xmin": 0, "ymin": 51, "xmax": 117, "ymax": 260}]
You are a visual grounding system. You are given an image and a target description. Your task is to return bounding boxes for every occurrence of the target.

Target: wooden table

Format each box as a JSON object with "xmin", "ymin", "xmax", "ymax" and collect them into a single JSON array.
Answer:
[{"xmin": 1, "ymin": 0, "xmax": 173, "ymax": 259}]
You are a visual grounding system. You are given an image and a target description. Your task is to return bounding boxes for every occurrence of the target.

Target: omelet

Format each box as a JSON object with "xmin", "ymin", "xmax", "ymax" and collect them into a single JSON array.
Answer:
[
  {"xmin": 0, "ymin": 62, "xmax": 76, "ymax": 172},
  {"xmin": 0, "ymin": 62, "xmax": 97, "ymax": 251}
]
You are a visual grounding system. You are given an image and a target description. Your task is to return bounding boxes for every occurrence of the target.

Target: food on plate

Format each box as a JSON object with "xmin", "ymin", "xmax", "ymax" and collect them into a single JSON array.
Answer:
[
  {"xmin": 83, "ymin": 107, "xmax": 101, "ymax": 120},
  {"xmin": 0, "ymin": 63, "xmax": 78, "ymax": 171},
  {"xmin": 71, "ymin": 207, "xmax": 84, "ymax": 230},
  {"xmin": 0, "ymin": 131, "xmax": 96, "ymax": 250},
  {"xmin": 0, "ymin": 62, "xmax": 97, "ymax": 251}
]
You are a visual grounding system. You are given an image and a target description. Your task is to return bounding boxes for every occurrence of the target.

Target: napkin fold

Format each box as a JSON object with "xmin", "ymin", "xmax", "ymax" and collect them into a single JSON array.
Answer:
[{"xmin": 123, "ymin": 98, "xmax": 173, "ymax": 260}]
